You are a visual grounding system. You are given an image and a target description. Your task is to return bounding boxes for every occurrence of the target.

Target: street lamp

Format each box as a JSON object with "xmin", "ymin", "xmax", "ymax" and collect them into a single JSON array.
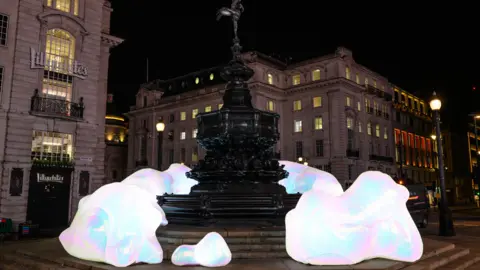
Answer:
[
  {"xmin": 431, "ymin": 134, "xmax": 436, "ymax": 141},
  {"xmin": 430, "ymin": 91, "xmax": 455, "ymax": 236},
  {"xmin": 156, "ymin": 120, "xmax": 165, "ymax": 170}
]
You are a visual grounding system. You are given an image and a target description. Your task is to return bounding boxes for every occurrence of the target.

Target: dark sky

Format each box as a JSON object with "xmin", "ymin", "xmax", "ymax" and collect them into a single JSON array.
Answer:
[{"xmin": 108, "ymin": 1, "xmax": 479, "ymax": 131}]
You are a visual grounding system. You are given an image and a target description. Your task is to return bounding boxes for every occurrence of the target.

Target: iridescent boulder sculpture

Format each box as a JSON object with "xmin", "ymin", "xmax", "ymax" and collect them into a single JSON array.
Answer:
[{"xmin": 286, "ymin": 171, "xmax": 423, "ymax": 265}]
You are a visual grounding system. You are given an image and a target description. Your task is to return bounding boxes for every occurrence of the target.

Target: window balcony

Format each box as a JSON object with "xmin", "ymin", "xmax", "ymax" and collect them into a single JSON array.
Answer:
[
  {"xmin": 366, "ymin": 106, "xmax": 374, "ymax": 114},
  {"xmin": 30, "ymin": 89, "xmax": 84, "ymax": 120},
  {"xmin": 369, "ymin": 154, "xmax": 394, "ymax": 163},
  {"xmin": 393, "ymin": 101, "xmax": 432, "ymax": 121},
  {"xmin": 346, "ymin": 148, "xmax": 360, "ymax": 158}
]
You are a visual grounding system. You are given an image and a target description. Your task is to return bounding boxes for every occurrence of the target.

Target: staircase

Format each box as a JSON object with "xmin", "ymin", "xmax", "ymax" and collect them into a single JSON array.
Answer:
[{"xmin": 0, "ymin": 227, "xmax": 479, "ymax": 269}]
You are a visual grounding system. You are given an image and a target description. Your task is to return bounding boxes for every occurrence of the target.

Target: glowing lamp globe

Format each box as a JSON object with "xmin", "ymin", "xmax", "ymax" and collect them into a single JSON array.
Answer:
[
  {"xmin": 156, "ymin": 122, "xmax": 165, "ymax": 132},
  {"xmin": 431, "ymin": 134, "xmax": 436, "ymax": 140},
  {"xmin": 429, "ymin": 93, "xmax": 441, "ymax": 111}
]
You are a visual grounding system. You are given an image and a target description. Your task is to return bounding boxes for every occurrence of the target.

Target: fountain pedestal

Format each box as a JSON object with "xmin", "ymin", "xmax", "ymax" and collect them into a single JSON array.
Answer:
[{"xmin": 158, "ymin": 59, "xmax": 301, "ymax": 226}]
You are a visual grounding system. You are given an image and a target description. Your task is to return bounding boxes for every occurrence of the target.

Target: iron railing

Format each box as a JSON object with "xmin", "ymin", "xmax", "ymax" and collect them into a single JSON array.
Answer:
[{"xmin": 30, "ymin": 89, "xmax": 84, "ymax": 119}]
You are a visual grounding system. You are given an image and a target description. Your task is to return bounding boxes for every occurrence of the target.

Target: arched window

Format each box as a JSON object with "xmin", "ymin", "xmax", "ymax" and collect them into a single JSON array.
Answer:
[
  {"xmin": 42, "ymin": 29, "xmax": 75, "ymax": 101},
  {"xmin": 367, "ymin": 122, "xmax": 372, "ymax": 135},
  {"xmin": 375, "ymin": 124, "xmax": 380, "ymax": 137},
  {"xmin": 47, "ymin": 0, "xmax": 79, "ymax": 16}
]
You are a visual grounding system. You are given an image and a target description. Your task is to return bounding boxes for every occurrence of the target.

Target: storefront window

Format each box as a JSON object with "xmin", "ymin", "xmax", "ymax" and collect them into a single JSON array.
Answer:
[{"xmin": 31, "ymin": 131, "xmax": 73, "ymax": 161}]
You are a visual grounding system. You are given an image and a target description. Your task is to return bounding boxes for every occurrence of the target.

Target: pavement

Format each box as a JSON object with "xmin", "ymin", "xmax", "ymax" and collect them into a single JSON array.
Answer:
[{"xmin": 1, "ymin": 205, "xmax": 480, "ymax": 270}]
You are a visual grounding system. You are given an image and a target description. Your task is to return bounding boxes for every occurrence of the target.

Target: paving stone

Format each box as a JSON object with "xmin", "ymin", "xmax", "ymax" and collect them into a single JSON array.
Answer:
[{"xmin": 402, "ymin": 248, "xmax": 470, "ymax": 270}]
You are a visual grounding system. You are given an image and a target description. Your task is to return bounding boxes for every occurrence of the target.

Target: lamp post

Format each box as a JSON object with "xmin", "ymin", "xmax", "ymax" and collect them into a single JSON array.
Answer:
[
  {"xmin": 430, "ymin": 91, "xmax": 455, "ymax": 236},
  {"xmin": 156, "ymin": 120, "xmax": 165, "ymax": 170}
]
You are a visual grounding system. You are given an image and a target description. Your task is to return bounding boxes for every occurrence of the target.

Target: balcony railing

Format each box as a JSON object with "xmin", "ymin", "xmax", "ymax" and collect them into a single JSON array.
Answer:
[
  {"xmin": 366, "ymin": 106, "xmax": 373, "ymax": 114},
  {"xmin": 393, "ymin": 101, "xmax": 431, "ymax": 121},
  {"xmin": 375, "ymin": 109, "xmax": 382, "ymax": 116},
  {"xmin": 383, "ymin": 113, "xmax": 390, "ymax": 120},
  {"xmin": 346, "ymin": 149, "xmax": 360, "ymax": 158},
  {"xmin": 30, "ymin": 89, "xmax": 84, "ymax": 120},
  {"xmin": 369, "ymin": 154, "xmax": 394, "ymax": 163}
]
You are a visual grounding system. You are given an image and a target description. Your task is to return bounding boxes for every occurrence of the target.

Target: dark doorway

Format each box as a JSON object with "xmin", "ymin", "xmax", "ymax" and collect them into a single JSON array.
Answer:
[{"xmin": 26, "ymin": 167, "xmax": 73, "ymax": 229}]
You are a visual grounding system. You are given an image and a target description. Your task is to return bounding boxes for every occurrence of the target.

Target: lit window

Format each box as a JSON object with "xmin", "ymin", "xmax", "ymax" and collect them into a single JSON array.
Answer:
[
  {"xmin": 180, "ymin": 131, "xmax": 186, "ymax": 140},
  {"xmin": 314, "ymin": 117, "xmax": 323, "ymax": 130},
  {"xmin": 192, "ymin": 128, "xmax": 198, "ymax": 138},
  {"xmin": 373, "ymin": 79, "xmax": 377, "ymax": 88},
  {"xmin": 367, "ymin": 122, "xmax": 372, "ymax": 135},
  {"xmin": 347, "ymin": 117, "xmax": 353, "ymax": 129},
  {"xmin": 0, "ymin": 14, "xmax": 9, "ymax": 46},
  {"xmin": 358, "ymin": 122, "xmax": 362, "ymax": 133},
  {"xmin": 313, "ymin": 97, "xmax": 322, "ymax": 108},
  {"xmin": 355, "ymin": 73, "xmax": 360, "ymax": 84},
  {"xmin": 205, "ymin": 106, "xmax": 212, "ymax": 112},
  {"xmin": 218, "ymin": 103, "xmax": 223, "ymax": 109},
  {"xmin": 293, "ymin": 100, "xmax": 302, "ymax": 111},
  {"xmin": 357, "ymin": 101, "xmax": 361, "ymax": 111},
  {"xmin": 267, "ymin": 73, "xmax": 273, "ymax": 84},
  {"xmin": 312, "ymin": 69, "xmax": 321, "ymax": 81},
  {"xmin": 375, "ymin": 124, "xmax": 380, "ymax": 137},
  {"xmin": 345, "ymin": 67, "xmax": 351, "ymax": 80},
  {"xmin": 384, "ymin": 127, "xmax": 388, "ymax": 139},
  {"xmin": 267, "ymin": 100, "xmax": 275, "ymax": 111},
  {"xmin": 192, "ymin": 147, "xmax": 198, "ymax": 162},
  {"xmin": 192, "ymin": 109, "xmax": 198, "ymax": 118},
  {"xmin": 180, "ymin": 112, "xmax": 186, "ymax": 121},
  {"xmin": 209, "ymin": 73, "xmax": 214, "ymax": 80},
  {"xmin": 365, "ymin": 78, "xmax": 369, "ymax": 86},
  {"xmin": 292, "ymin": 74, "xmax": 301, "ymax": 85},
  {"xmin": 31, "ymin": 130, "xmax": 73, "ymax": 161},
  {"xmin": 43, "ymin": 29, "xmax": 75, "ymax": 101},
  {"xmin": 52, "ymin": 0, "xmax": 78, "ymax": 15},
  {"xmin": 195, "ymin": 77, "xmax": 200, "ymax": 84},
  {"xmin": 346, "ymin": 96, "xmax": 352, "ymax": 107},
  {"xmin": 294, "ymin": 120, "xmax": 303, "ymax": 132}
]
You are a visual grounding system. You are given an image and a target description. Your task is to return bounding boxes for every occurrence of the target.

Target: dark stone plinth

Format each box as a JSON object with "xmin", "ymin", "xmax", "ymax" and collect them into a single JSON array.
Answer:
[
  {"xmin": 157, "ymin": 58, "xmax": 296, "ymax": 226},
  {"xmin": 157, "ymin": 193, "xmax": 301, "ymax": 226}
]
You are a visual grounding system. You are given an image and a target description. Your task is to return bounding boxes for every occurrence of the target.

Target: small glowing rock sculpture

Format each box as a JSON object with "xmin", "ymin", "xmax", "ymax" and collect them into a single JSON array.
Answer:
[
  {"xmin": 286, "ymin": 171, "xmax": 423, "ymax": 265},
  {"xmin": 279, "ymin": 161, "xmax": 343, "ymax": 195},
  {"xmin": 59, "ymin": 183, "xmax": 168, "ymax": 267},
  {"xmin": 171, "ymin": 232, "xmax": 232, "ymax": 267}
]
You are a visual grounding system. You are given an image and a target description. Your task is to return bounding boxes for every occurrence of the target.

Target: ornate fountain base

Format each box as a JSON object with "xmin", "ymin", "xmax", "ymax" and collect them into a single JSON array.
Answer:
[{"xmin": 157, "ymin": 193, "xmax": 301, "ymax": 226}]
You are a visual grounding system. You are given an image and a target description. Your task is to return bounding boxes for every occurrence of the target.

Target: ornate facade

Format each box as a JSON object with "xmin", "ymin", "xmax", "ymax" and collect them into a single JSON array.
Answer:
[
  {"xmin": 126, "ymin": 47, "xmax": 406, "ymax": 188},
  {"xmin": 0, "ymin": 0, "xmax": 122, "ymax": 228}
]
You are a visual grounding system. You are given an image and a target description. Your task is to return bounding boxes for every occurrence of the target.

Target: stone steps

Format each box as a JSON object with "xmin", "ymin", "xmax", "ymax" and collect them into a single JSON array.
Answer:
[
  {"xmin": 400, "ymin": 247, "xmax": 474, "ymax": 270},
  {"xmin": 438, "ymin": 253, "xmax": 480, "ymax": 270},
  {"xmin": 157, "ymin": 226, "xmax": 288, "ymax": 259}
]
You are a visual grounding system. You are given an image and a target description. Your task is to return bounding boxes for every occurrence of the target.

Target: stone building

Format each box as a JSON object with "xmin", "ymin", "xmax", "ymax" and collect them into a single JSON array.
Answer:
[
  {"xmin": 126, "ymin": 47, "xmax": 400, "ymax": 188},
  {"xmin": 104, "ymin": 94, "xmax": 128, "ymax": 183},
  {"xmin": 391, "ymin": 88, "xmax": 438, "ymax": 186},
  {"xmin": 467, "ymin": 116, "xmax": 480, "ymax": 193},
  {"xmin": 0, "ymin": 0, "xmax": 122, "ymax": 229}
]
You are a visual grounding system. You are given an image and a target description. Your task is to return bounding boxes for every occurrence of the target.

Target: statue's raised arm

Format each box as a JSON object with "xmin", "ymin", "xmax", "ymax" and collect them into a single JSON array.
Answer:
[{"xmin": 217, "ymin": 0, "xmax": 244, "ymax": 42}]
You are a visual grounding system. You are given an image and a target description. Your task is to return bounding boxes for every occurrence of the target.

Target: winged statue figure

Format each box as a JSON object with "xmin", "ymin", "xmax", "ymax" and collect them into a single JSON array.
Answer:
[{"xmin": 216, "ymin": 0, "xmax": 244, "ymax": 41}]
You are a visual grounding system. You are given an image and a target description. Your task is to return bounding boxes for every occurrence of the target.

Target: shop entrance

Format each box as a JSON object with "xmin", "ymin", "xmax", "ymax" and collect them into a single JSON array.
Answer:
[{"xmin": 26, "ymin": 167, "xmax": 73, "ymax": 229}]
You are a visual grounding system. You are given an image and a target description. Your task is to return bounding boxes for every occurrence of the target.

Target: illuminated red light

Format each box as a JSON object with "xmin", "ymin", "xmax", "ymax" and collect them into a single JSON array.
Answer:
[{"xmin": 0, "ymin": 218, "xmax": 5, "ymax": 223}]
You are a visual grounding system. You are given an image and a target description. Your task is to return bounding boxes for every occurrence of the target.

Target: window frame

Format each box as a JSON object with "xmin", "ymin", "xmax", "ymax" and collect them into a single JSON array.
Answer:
[
  {"xmin": 0, "ymin": 13, "xmax": 9, "ymax": 47},
  {"xmin": 46, "ymin": 0, "xmax": 80, "ymax": 16}
]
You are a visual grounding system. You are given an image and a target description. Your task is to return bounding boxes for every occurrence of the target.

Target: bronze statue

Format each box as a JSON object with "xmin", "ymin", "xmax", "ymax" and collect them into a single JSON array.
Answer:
[{"xmin": 217, "ymin": 0, "xmax": 244, "ymax": 42}]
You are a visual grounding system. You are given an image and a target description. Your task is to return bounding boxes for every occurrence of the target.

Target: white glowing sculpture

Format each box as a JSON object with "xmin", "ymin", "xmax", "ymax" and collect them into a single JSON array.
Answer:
[
  {"xmin": 171, "ymin": 232, "xmax": 232, "ymax": 267},
  {"xmin": 122, "ymin": 164, "xmax": 198, "ymax": 196},
  {"xmin": 279, "ymin": 161, "xmax": 343, "ymax": 195},
  {"xmin": 286, "ymin": 171, "xmax": 423, "ymax": 265},
  {"xmin": 59, "ymin": 183, "xmax": 168, "ymax": 267}
]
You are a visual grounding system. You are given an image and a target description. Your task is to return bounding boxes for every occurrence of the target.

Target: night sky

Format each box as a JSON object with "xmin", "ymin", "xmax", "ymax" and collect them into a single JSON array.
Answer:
[{"xmin": 108, "ymin": 1, "xmax": 479, "ymax": 132}]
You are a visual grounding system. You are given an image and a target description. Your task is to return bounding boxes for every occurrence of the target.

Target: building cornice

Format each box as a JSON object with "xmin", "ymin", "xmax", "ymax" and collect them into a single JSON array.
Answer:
[{"xmin": 101, "ymin": 33, "xmax": 124, "ymax": 48}]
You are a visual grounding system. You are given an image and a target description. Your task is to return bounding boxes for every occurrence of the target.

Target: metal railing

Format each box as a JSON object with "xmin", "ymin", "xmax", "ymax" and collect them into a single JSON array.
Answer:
[{"xmin": 30, "ymin": 89, "xmax": 84, "ymax": 119}]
